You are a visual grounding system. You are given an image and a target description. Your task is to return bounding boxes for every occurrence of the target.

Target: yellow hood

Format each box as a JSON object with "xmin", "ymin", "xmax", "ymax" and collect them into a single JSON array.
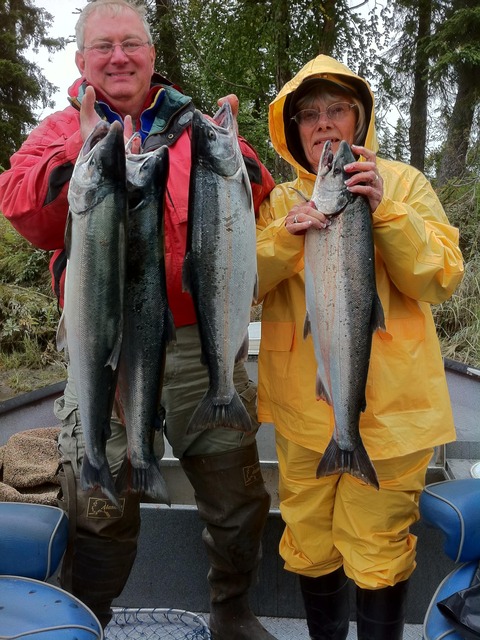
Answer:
[{"xmin": 269, "ymin": 55, "xmax": 379, "ymax": 177}]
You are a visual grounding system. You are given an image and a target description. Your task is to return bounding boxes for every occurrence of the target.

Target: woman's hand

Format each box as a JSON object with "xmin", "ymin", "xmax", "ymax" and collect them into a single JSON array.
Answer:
[
  {"xmin": 285, "ymin": 201, "xmax": 331, "ymax": 235},
  {"xmin": 345, "ymin": 144, "xmax": 384, "ymax": 212}
]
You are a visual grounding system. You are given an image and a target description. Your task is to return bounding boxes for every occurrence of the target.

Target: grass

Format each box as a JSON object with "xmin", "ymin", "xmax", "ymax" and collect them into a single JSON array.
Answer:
[
  {"xmin": 0, "ymin": 216, "xmax": 66, "ymax": 398},
  {"xmin": 433, "ymin": 255, "xmax": 480, "ymax": 368}
]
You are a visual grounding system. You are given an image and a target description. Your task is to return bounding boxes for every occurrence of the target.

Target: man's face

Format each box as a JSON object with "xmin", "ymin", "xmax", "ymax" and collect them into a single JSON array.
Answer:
[{"xmin": 75, "ymin": 7, "xmax": 155, "ymax": 118}]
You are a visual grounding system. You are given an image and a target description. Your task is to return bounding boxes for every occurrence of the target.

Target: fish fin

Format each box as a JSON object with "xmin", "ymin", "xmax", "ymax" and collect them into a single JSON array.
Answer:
[
  {"xmin": 316, "ymin": 375, "xmax": 332, "ymax": 405},
  {"xmin": 182, "ymin": 252, "xmax": 193, "ymax": 294},
  {"xmin": 303, "ymin": 312, "xmax": 311, "ymax": 339},
  {"xmin": 80, "ymin": 454, "xmax": 120, "ymax": 507},
  {"xmin": 115, "ymin": 455, "xmax": 171, "ymax": 505},
  {"xmin": 56, "ymin": 312, "xmax": 67, "ymax": 352},
  {"xmin": 187, "ymin": 389, "xmax": 252, "ymax": 433},
  {"xmin": 106, "ymin": 327, "xmax": 123, "ymax": 370},
  {"xmin": 64, "ymin": 211, "xmax": 72, "ymax": 257},
  {"xmin": 252, "ymin": 273, "xmax": 259, "ymax": 305},
  {"xmin": 235, "ymin": 333, "xmax": 249, "ymax": 363},
  {"xmin": 371, "ymin": 293, "xmax": 386, "ymax": 333},
  {"xmin": 316, "ymin": 438, "xmax": 379, "ymax": 490},
  {"xmin": 166, "ymin": 309, "xmax": 176, "ymax": 344}
]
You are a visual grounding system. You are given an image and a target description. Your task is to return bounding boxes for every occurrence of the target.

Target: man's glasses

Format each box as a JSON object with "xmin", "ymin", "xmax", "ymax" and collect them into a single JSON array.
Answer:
[
  {"xmin": 83, "ymin": 40, "xmax": 150, "ymax": 56},
  {"xmin": 291, "ymin": 102, "xmax": 357, "ymax": 128}
]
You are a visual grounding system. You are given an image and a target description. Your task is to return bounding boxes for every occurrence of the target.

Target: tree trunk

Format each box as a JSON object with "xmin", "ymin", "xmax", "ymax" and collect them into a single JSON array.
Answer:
[
  {"xmin": 273, "ymin": 0, "xmax": 294, "ymax": 182},
  {"xmin": 317, "ymin": 0, "xmax": 337, "ymax": 55},
  {"xmin": 437, "ymin": 63, "xmax": 478, "ymax": 187},
  {"xmin": 408, "ymin": 0, "xmax": 431, "ymax": 173},
  {"xmin": 154, "ymin": 0, "xmax": 184, "ymax": 87}
]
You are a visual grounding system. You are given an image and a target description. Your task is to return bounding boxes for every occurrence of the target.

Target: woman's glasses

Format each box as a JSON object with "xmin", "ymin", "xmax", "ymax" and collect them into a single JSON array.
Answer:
[{"xmin": 291, "ymin": 102, "xmax": 357, "ymax": 127}]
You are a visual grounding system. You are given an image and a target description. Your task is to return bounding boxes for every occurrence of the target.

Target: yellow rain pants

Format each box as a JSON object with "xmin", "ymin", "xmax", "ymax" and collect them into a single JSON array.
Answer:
[{"xmin": 275, "ymin": 431, "xmax": 433, "ymax": 589}]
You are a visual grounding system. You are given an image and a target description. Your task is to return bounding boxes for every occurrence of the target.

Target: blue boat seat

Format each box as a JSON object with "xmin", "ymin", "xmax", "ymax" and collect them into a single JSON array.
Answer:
[
  {"xmin": 420, "ymin": 479, "xmax": 480, "ymax": 563},
  {"xmin": 0, "ymin": 502, "xmax": 102, "ymax": 639},
  {"xmin": 0, "ymin": 502, "xmax": 69, "ymax": 579},
  {"xmin": 0, "ymin": 575, "xmax": 103, "ymax": 639},
  {"xmin": 420, "ymin": 479, "xmax": 480, "ymax": 640}
]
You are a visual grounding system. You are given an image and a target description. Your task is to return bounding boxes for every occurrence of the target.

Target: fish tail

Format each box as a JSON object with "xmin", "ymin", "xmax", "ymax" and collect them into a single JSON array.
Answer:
[
  {"xmin": 115, "ymin": 455, "xmax": 171, "ymax": 505},
  {"xmin": 80, "ymin": 454, "xmax": 120, "ymax": 507},
  {"xmin": 187, "ymin": 389, "xmax": 252, "ymax": 434},
  {"xmin": 316, "ymin": 438, "xmax": 379, "ymax": 490}
]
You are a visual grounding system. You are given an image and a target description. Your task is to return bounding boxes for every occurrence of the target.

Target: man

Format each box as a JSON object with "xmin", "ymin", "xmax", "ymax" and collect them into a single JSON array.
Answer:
[{"xmin": 0, "ymin": 2, "xmax": 276, "ymax": 639}]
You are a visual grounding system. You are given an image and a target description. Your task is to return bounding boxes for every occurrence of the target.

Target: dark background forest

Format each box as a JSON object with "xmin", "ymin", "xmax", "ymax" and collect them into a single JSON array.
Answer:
[{"xmin": 0, "ymin": 0, "xmax": 479, "ymax": 397}]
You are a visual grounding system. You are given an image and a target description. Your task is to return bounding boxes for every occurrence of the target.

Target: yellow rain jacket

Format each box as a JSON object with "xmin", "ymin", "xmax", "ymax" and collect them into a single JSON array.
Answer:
[{"xmin": 256, "ymin": 55, "xmax": 464, "ymax": 460}]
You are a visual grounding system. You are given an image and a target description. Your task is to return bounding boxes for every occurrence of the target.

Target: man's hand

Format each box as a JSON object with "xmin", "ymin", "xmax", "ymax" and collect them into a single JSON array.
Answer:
[
  {"xmin": 80, "ymin": 86, "xmax": 141, "ymax": 153},
  {"xmin": 124, "ymin": 115, "xmax": 141, "ymax": 154},
  {"xmin": 80, "ymin": 85, "xmax": 102, "ymax": 142},
  {"xmin": 218, "ymin": 94, "xmax": 239, "ymax": 133},
  {"xmin": 217, "ymin": 94, "xmax": 239, "ymax": 118}
]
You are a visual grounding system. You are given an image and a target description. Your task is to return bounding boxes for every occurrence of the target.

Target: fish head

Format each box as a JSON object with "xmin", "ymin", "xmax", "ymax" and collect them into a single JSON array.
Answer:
[
  {"xmin": 69, "ymin": 121, "xmax": 126, "ymax": 214},
  {"xmin": 191, "ymin": 104, "xmax": 240, "ymax": 177},
  {"xmin": 126, "ymin": 145, "xmax": 169, "ymax": 208},
  {"xmin": 311, "ymin": 140, "xmax": 356, "ymax": 216}
]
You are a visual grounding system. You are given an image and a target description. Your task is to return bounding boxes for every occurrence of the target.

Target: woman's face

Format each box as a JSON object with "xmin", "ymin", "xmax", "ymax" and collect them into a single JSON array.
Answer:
[{"xmin": 296, "ymin": 94, "xmax": 357, "ymax": 173}]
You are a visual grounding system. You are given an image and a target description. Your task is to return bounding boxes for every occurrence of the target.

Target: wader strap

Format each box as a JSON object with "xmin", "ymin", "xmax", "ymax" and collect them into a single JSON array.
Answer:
[{"xmin": 59, "ymin": 459, "xmax": 77, "ymax": 593}]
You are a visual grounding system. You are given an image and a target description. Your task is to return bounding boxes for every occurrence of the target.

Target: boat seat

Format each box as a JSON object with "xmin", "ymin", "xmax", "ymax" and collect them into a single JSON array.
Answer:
[
  {"xmin": 420, "ymin": 479, "xmax": 480, "ymax": 640},
  {"xmin": 0, "ymin": 501, "xmax": 102, "ymax": 639},
  {"xmin": 420, "ymin": 478, "xmax": 480, "ymax": 563}
]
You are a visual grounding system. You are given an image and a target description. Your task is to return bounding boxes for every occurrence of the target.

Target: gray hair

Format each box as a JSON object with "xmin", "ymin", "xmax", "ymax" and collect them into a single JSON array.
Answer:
[
  {"xmin": 295, "ymin": 86, "xmax": 367, "ymax": 146},
  {"xmin": 76, "ymin": 0, "xmax": 152, "ymax": 51}
]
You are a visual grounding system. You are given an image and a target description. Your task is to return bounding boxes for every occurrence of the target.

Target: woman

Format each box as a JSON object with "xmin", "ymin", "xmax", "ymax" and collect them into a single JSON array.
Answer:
[{"xmin": 256, "ymin": 54, "xmax": 464, "ymax": 640}]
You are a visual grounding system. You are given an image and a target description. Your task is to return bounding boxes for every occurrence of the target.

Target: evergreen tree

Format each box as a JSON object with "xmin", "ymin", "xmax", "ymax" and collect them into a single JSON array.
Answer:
[
  {"xmin": 144, "ymin": 0, "xmax": 378, "ymax": 177},
  {"xmin": 0, "ymin": 0, "xmax": 65, "ymax": 170},
  {"xmin": 428, "ymin": 1, "xmax": 480, "ymax": 186}
]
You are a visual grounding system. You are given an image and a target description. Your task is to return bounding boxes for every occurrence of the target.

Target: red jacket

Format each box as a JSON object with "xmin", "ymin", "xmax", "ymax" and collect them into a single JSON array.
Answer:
[{"xmin": 0, "ymin": 76, "xmax": 275, "ymax": 327}]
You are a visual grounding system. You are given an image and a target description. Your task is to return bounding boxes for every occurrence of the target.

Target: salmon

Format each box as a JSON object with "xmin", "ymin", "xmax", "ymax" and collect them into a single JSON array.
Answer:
[{"xmin": 305, "ymin": 140, "xmax": 384, "ymax": 488}]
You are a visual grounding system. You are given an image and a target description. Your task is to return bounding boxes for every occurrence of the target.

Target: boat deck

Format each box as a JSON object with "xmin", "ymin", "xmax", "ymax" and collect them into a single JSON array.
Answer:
[
  {"xmin": 1, "ymin": 346, "xmax": 478, "ymax": 640},
  {"xmin": 104, "ymin": 609, "xmax": 424, "ymax": 639}
]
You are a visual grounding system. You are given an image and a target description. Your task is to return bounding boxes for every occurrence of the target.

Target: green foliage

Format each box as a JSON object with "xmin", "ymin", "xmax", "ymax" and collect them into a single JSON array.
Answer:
[
  {"xmin": 0, "ymin": 0, "xmax": 479, "ymax": 396},
  {"xmin": 145, "ymin": 0, "xmax": 379, "ymax": 176},
  {"xmin": 433, "ymin": 255, "xmax": 480, "ymax": 368},
  {"xmin": 0, "ymin": 216, "xmax": 64, "ymax": 381},
  {"xmin": 433, "ymin": 171, "xmax": 480, "ymax": 367},
  {"xmin": 427, "ymin": 6, "xmax": 480, "ymax": 79}
]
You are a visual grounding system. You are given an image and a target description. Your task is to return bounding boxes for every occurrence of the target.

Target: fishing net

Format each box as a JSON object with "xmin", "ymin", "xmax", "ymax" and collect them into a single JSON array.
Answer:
[{"xmin": 105, "ymin": 608, "xmax": 211, "ymax": 639}]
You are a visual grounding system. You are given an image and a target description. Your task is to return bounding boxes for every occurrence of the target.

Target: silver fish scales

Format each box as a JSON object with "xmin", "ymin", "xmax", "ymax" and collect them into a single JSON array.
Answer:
[
  {"xmin": 57, "ymin": 120, "xmax": 127, "ymax": 505},
  {"xmin": 115, "ymin": 144, "xmax": 173, "ymax": 503},
  {"xmin": 304, "ymin": 140, "xmax": 384, "ymax": 489},
  {"xmin": 183, "ymin": 102, "xmax": 258, "ymax": 434}
]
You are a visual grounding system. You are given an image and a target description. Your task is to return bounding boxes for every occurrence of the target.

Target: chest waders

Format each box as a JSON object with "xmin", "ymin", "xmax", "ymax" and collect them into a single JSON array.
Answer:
[
  {"xmin": 57, "ymin": 460, "xmax": 141, "ymax": 629},
  {"xmin": 181, "ymin": 442, "xmax": 277, "ymax": 640}
]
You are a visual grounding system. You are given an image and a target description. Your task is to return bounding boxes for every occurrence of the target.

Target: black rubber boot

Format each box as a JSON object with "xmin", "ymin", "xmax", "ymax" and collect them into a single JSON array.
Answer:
[
  {"xmin": 57, "ymin": 461, "xmax": 141, "ymax": 629},
  {"xmin": 356, "ymin": 579, "xmax": 409, "ymax": 640},
  {"xmin": 181, "ymin": 442, "xmax": 277, "ymax": 640},
  {"xmin": 299, "ymin": 567, "xmax": 350, "ymax": 639}
]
